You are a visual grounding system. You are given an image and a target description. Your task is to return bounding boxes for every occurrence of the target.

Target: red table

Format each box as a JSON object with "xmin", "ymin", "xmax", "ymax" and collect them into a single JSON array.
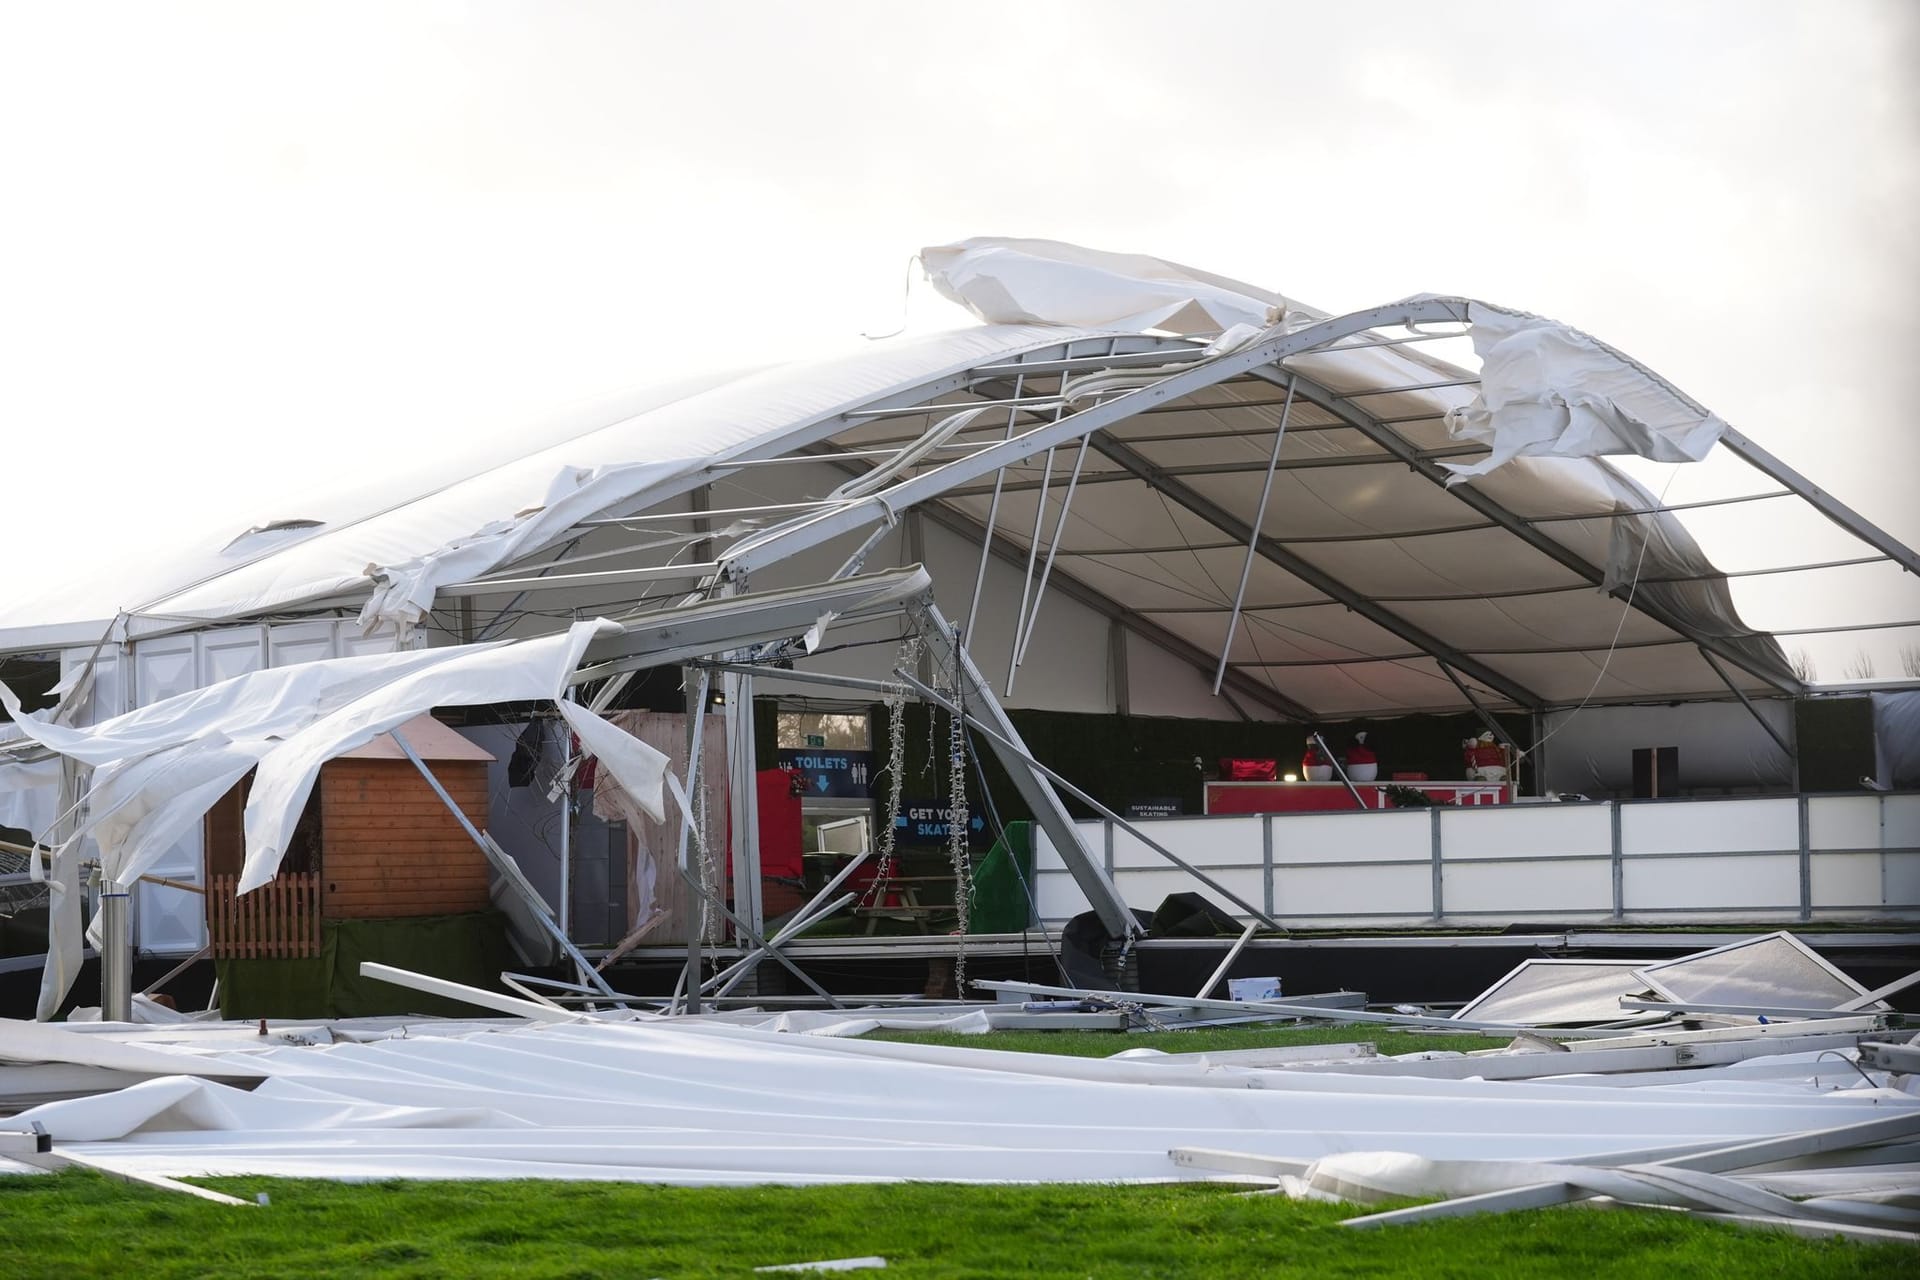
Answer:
[{"xmin": 1205, "ymin": 780, "xmax": 1512, "ymax": 814}]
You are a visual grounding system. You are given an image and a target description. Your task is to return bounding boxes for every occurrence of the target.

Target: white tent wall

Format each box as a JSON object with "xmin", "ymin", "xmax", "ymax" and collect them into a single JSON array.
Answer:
[
  {"xmin": 1124, "ymin": 628, "xmax": 1283, "ymax": 722},
  {"xmin": 1539, "ymin": 700, "xmax": 1797, "ymax": 797},
  {"xmin": 55, "ymin": 619, "xmax": 411, "ymax": 956}
]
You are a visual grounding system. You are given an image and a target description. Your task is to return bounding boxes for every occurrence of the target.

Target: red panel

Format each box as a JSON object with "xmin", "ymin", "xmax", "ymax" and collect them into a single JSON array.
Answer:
[
  {"xmin": 755, "ymin": 768, "xmax": 805, "ymax": 881},
  {"xmin": 1205, "ymin": 781, "xmax": 1512, "ymax": 814}
]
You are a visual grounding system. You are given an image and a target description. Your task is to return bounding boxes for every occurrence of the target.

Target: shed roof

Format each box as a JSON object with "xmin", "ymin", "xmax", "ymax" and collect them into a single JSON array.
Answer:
[{"xmin": 337, "ymin": 714, "xmax": 496, "ymax": 764}]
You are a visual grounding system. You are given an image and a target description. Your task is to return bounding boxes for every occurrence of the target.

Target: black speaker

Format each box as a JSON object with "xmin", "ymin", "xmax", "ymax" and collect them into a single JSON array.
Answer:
[{"xmin": 1631, "ymin": 746, "xmax": 1679, "ymax": 798}]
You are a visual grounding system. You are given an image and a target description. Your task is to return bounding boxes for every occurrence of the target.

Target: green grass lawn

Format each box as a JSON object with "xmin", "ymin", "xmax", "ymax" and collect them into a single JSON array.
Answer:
[
  {"xmin": 865, "ymin": 1023, "xmax": 1500, "ymax": 1058},
  {"xmin": 2, "ymin": 1026, "xmax": 1912, "ymax": 1277},
  {"xmin": 2, "ymin": 1170, "xmax": 1912, "ymax": 1279}
]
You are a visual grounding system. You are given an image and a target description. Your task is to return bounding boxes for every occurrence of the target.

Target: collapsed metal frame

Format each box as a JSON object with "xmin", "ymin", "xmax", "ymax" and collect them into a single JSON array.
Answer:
[
  {"xmin": 383, "ymin": 297, "xmax": 1916, "ymax": 985},
  {"xmin": 31, "ymin": 295, "xmax": 1920, "ymax": 1011}
]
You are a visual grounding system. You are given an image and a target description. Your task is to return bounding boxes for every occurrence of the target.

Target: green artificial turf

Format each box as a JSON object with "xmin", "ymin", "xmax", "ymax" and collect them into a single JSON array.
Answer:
[{"xmin": 2, "ymin": 1170, "xmax": 1914, "ymax": 1279}]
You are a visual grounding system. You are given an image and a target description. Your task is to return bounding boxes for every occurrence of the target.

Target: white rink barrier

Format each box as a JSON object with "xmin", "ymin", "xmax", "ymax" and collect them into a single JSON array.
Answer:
[{"xmin": 1032, "ymin": 793, "xmax": 1920, "ymax": 928}]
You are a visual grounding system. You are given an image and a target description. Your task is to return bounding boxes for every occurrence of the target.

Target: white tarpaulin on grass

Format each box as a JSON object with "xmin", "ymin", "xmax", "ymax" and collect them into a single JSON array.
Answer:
[{"xmin": 6, "ymin": 1018, "xmax": 1915, "ymax": 1184}]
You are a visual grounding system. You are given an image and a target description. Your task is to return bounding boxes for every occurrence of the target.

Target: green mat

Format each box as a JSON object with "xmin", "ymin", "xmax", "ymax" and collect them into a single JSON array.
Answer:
[{"xmin": 216, "ymin": 911, "xmax": 512, "ymax": 1019}]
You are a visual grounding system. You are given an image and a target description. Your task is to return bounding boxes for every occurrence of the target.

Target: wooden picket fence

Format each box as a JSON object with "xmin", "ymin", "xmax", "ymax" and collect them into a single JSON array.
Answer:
[{"xmin": 206, "ymin": 872, "xmax": 322, "ymax": 959}]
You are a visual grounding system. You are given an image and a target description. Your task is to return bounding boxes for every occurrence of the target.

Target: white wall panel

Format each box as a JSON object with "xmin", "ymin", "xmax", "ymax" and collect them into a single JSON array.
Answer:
[
  {"xmin": 1621, "ymin": 798, "xmax": 1797, "ymax": 855},
  {"xmin": 1887, "ymin": 852, "xmax": 1920, "ymax": 910},
  {"xmin": 1621, "ymin": 854, "xmax": 1799, "ymax": 912},
  {"xmin": 1441, "ymin": 804, "xmax": 1610, "ymax": 860},
  {"xmin": 198, "ymin": 626, "xmax": 267, "ymax": 686},
  {"xmin": 919, "ymin": 519, "xmax": 1114, "ymax": 714},
  {"xmin": 1444, "ymin": 860, "xmax": 1611, "ymax": 915},
  {"xmin": 128, "ymin": 634, "xmax": 208, "ymax": 953},
  {"xmin": 1271, "ymin": 809, "xmax": 1428, "ymax": 866},
  {"xmin": 1112, "ymin": 867, "xmax": 1262, "ymax": 916},
  {"xmin": 1274, "ymin": 863, "xmax": 1430, "ymax": 917},
  {"xmin": 1033, "ymin": 868, "xmax": 1091, "ymax": 921},
  {"xmin": 1110, "ymin": 817, "xmax": 1261, "ymax": 870},
  {"xmin": 1884, "ymin": 796, "xmax": 1920, "ymax": 851},
  {"xmin": 1123, "ymin": 629, "xmax": 1257, "ymax": 721},
  {"xmin": 266, "ymin": 620, "xmax": 340, "ymax": 668},
  {"xmin": 58, "ymin": 645, "xmax": 126, "ymax": 726},
  {"xmin": 1810, "ymin": 853, "xmax": 1882, "ymax": 909},
  {"xmin": 132, "ymin": 635, "xmax": 198, "ymax": 708},
  {"xmin": 1808, "ymin": 796, "xmax": 1881, "ymax": 851}
]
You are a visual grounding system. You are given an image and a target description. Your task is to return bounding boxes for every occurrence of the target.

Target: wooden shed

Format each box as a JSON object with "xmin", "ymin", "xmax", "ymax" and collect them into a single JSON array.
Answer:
[{"xmin": 203, "ymin": 715, "xmax": 496, "ymax": 958}]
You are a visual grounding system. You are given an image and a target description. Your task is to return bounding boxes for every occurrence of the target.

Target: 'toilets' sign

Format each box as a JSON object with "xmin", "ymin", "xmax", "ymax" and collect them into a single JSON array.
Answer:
[{"xmin": 775, "ymin": 748, "xmax": 873, "ymax": 798}]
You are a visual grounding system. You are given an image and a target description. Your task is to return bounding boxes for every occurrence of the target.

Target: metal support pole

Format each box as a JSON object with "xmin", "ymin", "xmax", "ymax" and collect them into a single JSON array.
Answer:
[
  {"xmin": 1429, "ymin": 808, "xmax": 1445, "ymax": 922},
  {"xmin": 1312, "ymin": 732, "xmax": 1369, "ymax": 809},
  {"xmin": 909, "ymin": 601, "xmax": 1141, "ymax": 938},
  {"xmin": 1698, "ymin": 647, "xmax": 1797, "ymax": 763},
  {"xmin": 1261, "ymin": 817, "xmax": 1274, "ymax": 917},
  {"xmin": 1005, "ymin": 445, "xmax": 1056, "ymax": 694},
  {"xmin": 1194, "ymin": 922, "xmax": 1258, "ymax": 999},
  {"xmin": 897, "ymin": 664, "xmax": 1280, "ymax": 932},
  {"xmin": 97, "ymin": 874, "xmax": 132, "ymax": 1022},
  {"xmin": 556, "ymin": 712, "xmax": 573, "ymax": 938},
  {"xmin": 390, "ymin": 728, "xmax": 624, "ymax": 1001},
  {"xmin": 1798, "ymin": 794, "xmax": 1813, "ymax": 922},
  {"xmin": 1014, "ymin": 433, "xmax": 1092, "ymax": 668},
  {"xmin": 725, "ymin": 671, "xmax": 764, "ymax": 943},
  {"xmin": 1716, "ymin": 427, "xmax": 1920, "ymax": 576},
  {"xmin": 1436, "ymin": 661, "xmax": 1521, "ymax": 760},
  {"xmin": 966, "ymin": 370, "xmax": 1025, "ymax": 633},
  {"xmin": 1214, "ymin": 377, "xmax": 1294, "ymax": 694},
  {"xmin": 679, "ymin": 667, "xmax": 711, "ymax": 1014},
  {"xmin": 1610, "ymin": 801, "xmax": 1625, "ymax": 920},
  {"xmin": 669, "ymin": 851, "xmax": 843, "ymax": 1008}
]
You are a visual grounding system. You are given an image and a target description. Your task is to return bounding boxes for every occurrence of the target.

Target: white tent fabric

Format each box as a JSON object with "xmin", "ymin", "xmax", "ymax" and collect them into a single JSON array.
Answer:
[
  {"xmin": 0, "ymin": 236, "xmax": 1876, "ymax": 718},
  {"xmin": 0, "ymin": 325, "xmax": 1084, "ymax": 647},
  {"xmin": 921, "ymin": 236, "xmax": 1292, "ymax": 337},
  {"xmin": 1875, "ymin": 690, "xmax": 1920, "ymax": 789},
  {"xmin": 1437, "ymin": 302, "xmax": 1727, "ymax": 482},
  {"xmin": 237, "ymin": 620, "xmax": 614, "ymax": 891},
  {"xmin": 0, "ymin": 753, "xmax": 59, "ymax": 843},
  {"xmin": 8, "ymin": 1018, "xmax": 1913, "ymax": 1184},
  {"xmin": 0, "ymin": 622, "xmax": 656, "ymax": 1015}
]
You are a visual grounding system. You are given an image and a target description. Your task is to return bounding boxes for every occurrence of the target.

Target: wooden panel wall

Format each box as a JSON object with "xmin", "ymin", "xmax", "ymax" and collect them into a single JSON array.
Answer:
[{"xmin": 320, "ymin": 759, "xmax": 492, "ymax": 919}]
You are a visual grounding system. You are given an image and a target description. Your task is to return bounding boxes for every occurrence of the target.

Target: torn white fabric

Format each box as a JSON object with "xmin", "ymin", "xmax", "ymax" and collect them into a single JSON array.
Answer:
[
  {"xmin": 921, "ymin": 237, "xmax": 1291, "ymax": 337},
  {"xmin": 553, "ymin": 701, "xmax": 668, "ymax": 827},
  {"xmin": 5, "ymin": 624, "xmax": 618, "ymax": 1014},
  {"xmin": 241, "ymin": 620, "xmax": 615, "ymax": 891},
  {"xmin": 0, "ymin": 753, "xmax": 60, "ymax": 843},
  {"xmin": 10, "ymin": 1019, "xmax": 1914, "ymax": 1185},
  {"xmin": 357, "ymin": 458, "xmax": 692, "ymax": 635},
  {"xmin": 1439, "ymin": 303, "xmax": 1728, "ymax": 483}
]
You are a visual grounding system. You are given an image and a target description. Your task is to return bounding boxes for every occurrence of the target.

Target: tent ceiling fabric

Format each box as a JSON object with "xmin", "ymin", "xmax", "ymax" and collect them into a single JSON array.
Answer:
[{"xmin": 2, "ymin": 238, "xmax": 1907, "ymax": 721}]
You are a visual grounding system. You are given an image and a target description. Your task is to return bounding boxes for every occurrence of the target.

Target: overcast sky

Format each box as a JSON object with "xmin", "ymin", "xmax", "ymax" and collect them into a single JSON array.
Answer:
[{"xmin": 3, "ymin": 2, "xmax": 1916, "ymax": 678}]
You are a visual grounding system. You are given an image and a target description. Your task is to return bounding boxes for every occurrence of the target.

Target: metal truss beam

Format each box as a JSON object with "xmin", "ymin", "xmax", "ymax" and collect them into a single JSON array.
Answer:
[
  {"xmin": 1716, "ymin": 428, "xmax": 1919, "ymax": 576},
  {"xmin": 800, "ymin": 449, "xmax": 1314, "ymax": 721},
  {"xmin": 723, "ymin": 299, "xmax": 1485, "ymax": 577},
  {"xmin": 1259, "ymin": 369, "xmax": 1807, "ymax": 698},
  {"xmin": 910, "ymin": 598, "xmax": 1139, "ymax": 939},
  {"xmin": 1091, "ymin": 435, "xmax": 1547, "ymax": 709},
  {"xmin": 912, "ymin": 498, "xmax": 1315, "ymax": 721}
]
